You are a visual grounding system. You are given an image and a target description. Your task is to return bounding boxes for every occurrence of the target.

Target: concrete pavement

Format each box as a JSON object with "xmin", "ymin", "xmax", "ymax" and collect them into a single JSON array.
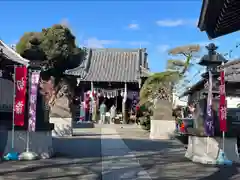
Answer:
[{"xmin": 0, "ymin": 124, "xmax": 239, "ymax": 179}]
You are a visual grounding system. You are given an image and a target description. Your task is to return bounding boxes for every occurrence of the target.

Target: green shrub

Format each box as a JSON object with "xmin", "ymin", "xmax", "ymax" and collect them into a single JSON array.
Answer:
[{"xmin": 139, "ymin": 113, "xmax": 151, "ymax": 131}]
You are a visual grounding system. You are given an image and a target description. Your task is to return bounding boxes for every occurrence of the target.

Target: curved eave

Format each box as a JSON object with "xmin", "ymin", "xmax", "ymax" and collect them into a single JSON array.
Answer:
[
  {"xmin": 0, "ymin": 40, "xmax": 29, "ymax": 66},
  {"xmin": 198, "ymin": 0, "xmax": 209, "ymax": 31},
  {"xmin": 140, "ymin": 66, "xmax": 152, "ymax": 77}
]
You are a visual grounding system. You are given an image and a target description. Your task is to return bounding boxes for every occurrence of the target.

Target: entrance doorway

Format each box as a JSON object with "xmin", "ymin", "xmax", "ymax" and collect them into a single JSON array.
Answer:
[{"xmin": 98, "ymin": 95, "xmax": 122, "ymax": 113}]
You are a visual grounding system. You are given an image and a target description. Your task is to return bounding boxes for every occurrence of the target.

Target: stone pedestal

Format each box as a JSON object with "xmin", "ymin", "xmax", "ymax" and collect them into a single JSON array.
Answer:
[
  {"xmin": 73, "ymin": 121, "xmax": 95, "ymax": 128},
  {"xmin": 149, "ymin": 120, "xmax": 175, "ymax": 140},
  {"xmin": 0, "ymin": 130, "xmax": 53, "ymax": 159},
  {"xmin": 185, "ymin": 136, "xmax": 240, "ymax": 164},
  {"xmin": 50, "ymin": 117, "xmax": 72, "ymax": 136}
]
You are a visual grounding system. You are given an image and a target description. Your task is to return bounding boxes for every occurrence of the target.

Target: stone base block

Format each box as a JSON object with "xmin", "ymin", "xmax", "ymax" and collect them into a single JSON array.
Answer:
[
  {"xmin": 50, "ymin": 117, "xmax": 72, "ymax": 137},
  {"xmin": 150, "ymin": 120, "xmax": 175, "ymax": 140},
  {"xmin": 72, "ymin": 121, "xmax": 94, "ymax": 128},
  {"xmin": 0, "ymin": 130, "xmax": 53, "ymax": 159},
  {"xmin": 185, "ymin": 136, "xmax": 240, "ymax": 164}
]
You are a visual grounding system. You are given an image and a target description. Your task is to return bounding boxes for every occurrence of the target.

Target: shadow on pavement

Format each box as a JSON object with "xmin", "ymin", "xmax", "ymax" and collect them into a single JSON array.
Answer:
[
  {"xmin": 198, "ymin": 164, "xmax": 240, "ymax": 180},
  {"xmin": 52, "ymin": 137, "xmax": 182, "ymax": 158},
  {"xmin": 0, "ymin": 137, "xmax": 239, "ymax": 180}
]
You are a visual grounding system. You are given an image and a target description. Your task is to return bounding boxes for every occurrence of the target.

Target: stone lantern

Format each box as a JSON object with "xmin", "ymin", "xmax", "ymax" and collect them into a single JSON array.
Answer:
[
  {"xmin": 185, "ymin": 43, "xmax": 240, "ymax": 164},
  {"xmin": 192, "ymin": 43, "xmax": 227, "ymax": 136}
]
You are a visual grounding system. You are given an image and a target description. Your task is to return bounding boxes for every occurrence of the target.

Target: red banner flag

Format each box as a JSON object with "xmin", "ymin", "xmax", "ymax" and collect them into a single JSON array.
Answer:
[
  {"xmin": 14, "ymin": 66, "xmax": 27, "ymax": 126},
  {"xmin": 219, "ymin": 69, "xmax": 227, "ymax": 132}
]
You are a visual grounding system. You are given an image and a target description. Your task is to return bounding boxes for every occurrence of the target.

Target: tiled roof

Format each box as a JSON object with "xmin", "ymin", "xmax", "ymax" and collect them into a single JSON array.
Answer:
[
  {"xmin": 140, "ymin": 66, "xmax": 152, "ymax": 77},
  {"xmin": 224, "ymin": 59, "xmax": 240, "ymax": 82},
  {"xmin": 65, "ymin": 48, "xmax": 150, "ymax": 82},
  {"xmin": 180, "ymin": 58, "xmax": 240, "ymax": 97},
  {"xmin": 0, "ymin": 40, "xmax": 29, "ymax": 66}
]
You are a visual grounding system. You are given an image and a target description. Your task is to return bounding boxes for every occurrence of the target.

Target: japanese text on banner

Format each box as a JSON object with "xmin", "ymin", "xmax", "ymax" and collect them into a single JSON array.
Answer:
[
  {"xmin": 28, "ymin": 71, "xmax": 40, "ymax": 132},
  {"xmin": 219, "ymin": 70, "xmax": 227, "ymax": 132},
  {"xmin": 14, "ymin": 66, "xmax": 27, "ymax": 126}
]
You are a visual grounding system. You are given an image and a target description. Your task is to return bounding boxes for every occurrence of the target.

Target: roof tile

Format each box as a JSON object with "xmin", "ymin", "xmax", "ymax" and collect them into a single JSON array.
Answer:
[{"xmin": 65, "ymin": 48, "xmax": 149, "ymax": 82}]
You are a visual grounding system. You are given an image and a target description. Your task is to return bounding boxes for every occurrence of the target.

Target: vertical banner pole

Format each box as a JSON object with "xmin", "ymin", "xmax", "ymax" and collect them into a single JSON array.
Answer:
[
  {"xmin": 4, "ymin": 65, "xmax": 20, "ymax": 161},
  {"xmin": 26, "ymin": 69, "xmax": 31, "ymax": 152},
  {"xmin": 223, "ymin": 131, "xmax": 225, "ymax": 153},
  {"xmin": 11, "ymin": 65, "xmax": 16, "ymax": 150},
  {"xmin": 220, "ymin": 62, "xmax": 226, "ymax": 155},
  {"xmin": 19, "ymin": 69, "xmax": 40, "ymax": 160},
  {"xmin": 216, "ymin": 62, "xmax": 232, "ymax": 165},
  {"xmin": 205, "ymin": 70, "xmax": 213, "ymax": 155},
  {"xmin": 220, "ymin": 63, "xmax": 226, "ymax": 155},
  {"xmin": 91, "ymin": 82, "xmax": 94, "ymax": 122}
]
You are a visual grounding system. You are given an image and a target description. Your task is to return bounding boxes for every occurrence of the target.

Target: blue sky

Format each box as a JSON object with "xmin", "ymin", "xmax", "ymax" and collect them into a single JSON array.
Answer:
[{"xmin": 1, "ymin": 1, "xmax": 240, "ymax": 75}]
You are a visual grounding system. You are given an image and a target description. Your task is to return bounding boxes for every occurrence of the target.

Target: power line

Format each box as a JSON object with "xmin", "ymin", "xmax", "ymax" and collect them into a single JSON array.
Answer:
[{"xmin": 175, "ymin": 41, "xmax": 240, "ymax": 95}]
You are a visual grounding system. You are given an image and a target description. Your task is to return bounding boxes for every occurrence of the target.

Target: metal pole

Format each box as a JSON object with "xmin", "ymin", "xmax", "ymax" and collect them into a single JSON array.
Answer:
[
  {"xmin": 26, "ymin": 69, "xmax": 32, "ymax": 152},
  {"xmin": 26, "ymin": 131, "xmax": 30, "ymax": 152},
  {"xmin": 123, "ymin": 82, "xmax": 127, "ymax": 124},
  {"xmin": 222, "ymin": 62, "xmax": 225, "ymax": 155},
  {"xmin": 223, "ymin": 131, "xmax": 225, "ymax": 153},
  {"xmin": 11, "ymin": 65, "xmax": 16, "ymax": 150},
  {"xmin": 116, "ymin": 94, "xmax": 118, "ymax": 109},
  {"xmin": 90, "ymin": 82, "xmax": 94, "ymax": 122},
  {"xmin": 207, "ymin": 136, "xmax": 209, "ymax": 154}
]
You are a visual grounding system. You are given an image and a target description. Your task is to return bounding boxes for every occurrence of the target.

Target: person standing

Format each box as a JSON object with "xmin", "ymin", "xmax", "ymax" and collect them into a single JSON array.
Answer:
[
  {"xmin": 99, "ymin": 100, "xmax": 107, "ymax": 124},
  {"xmin": 110, "ymin": 104, "xmax": 116, "ymax": 124}
]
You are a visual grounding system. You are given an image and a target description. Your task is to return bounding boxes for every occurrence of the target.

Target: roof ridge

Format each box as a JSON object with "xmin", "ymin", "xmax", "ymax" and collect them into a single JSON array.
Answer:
[{"xmin": 89, "ymin": 48, "xmax": 146, "ymax": 52}]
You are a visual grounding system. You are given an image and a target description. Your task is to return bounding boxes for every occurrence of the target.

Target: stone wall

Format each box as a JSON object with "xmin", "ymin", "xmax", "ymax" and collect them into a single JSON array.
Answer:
[
  {"xmin": 149, "ymin": 120, "xmax": 175, "ymax": 140},
  {"xmin": 50, "ymin": 117, "xmax": 72, "ymax": 136},
  {"xmin": 185, "ymin": 136, "xmax": 240, "ymax": 164},
  {"xmin": 50, "ymin": 95, "xmax": 72, "ymax": 118},
  {"xmin": 49, "ymin": 94, "xmax": 73, "ymax": 136},
  {"xmin": 153, "ymin": 99, "xmax": 174, "ymax": 120}
]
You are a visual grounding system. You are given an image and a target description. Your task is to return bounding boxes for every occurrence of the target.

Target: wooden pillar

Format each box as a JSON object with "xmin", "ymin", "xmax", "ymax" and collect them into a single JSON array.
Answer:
[{"xmin": 122, "ymin": 82, "xmax": 127, "ymax": 124}]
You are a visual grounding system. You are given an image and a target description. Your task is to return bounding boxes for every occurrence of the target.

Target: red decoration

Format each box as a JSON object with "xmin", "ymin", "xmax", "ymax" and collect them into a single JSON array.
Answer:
[
  {"xmin": 180, "ymin": 123, "xmax": 185, "ymax": 133},
  {"xmin": 219, "ymin": 70, "xmax": 227, "ymax": 132},
  {"xmin": 14, "ymin": 66, "xmax": 27, "ymax": 126},
  {"xmin": 136, "ymin": 105, "xmax": 140, "ymax": 111}
]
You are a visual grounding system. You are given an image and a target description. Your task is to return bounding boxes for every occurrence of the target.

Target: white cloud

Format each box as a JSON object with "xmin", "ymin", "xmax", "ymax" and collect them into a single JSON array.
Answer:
[
  {"xmin": 83, "ymin": 37, "xmax": 119, "ymax": 48},
  {"xmin": 60, "ymin": 18, "xmax": 70, "ymax": 27},
  {"xmin": 128, "ymin": 41, "xmax": 150, "ymax": 46},
  {"xmin": 157, "ymin": 44, "xmax": 170, "ymax": 52},
  {"xmin": 156, "ymin": 19, "xmax": 197, "ymax": 27},
  {"xmin": 127, "ymin": 23, "xmax": 139, "ymax": 30}
]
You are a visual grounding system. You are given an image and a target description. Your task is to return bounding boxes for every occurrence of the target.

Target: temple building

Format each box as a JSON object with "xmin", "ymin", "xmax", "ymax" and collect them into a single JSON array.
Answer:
[
  {"xmin": 0, "ymin": 40, "xmax": 53, "ymax": 130},
  {"xmin": 65, "ymin": 48, "xmax": 151, "ymax": 123},
  {"xmin": 0, "ymin": 40, "xmax": 29, "ymax": 123}
]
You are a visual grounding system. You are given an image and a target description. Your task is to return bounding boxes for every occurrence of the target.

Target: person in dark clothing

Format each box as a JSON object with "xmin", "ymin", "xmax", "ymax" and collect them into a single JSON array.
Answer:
[{"xmin": 183, "ymin": 104, "xmax": 195, "ymax": 118}]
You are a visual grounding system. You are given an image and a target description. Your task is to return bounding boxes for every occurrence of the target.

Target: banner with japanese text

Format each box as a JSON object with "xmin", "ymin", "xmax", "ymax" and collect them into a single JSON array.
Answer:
[
  {"xmin": 204, "ymin": 71, "xmax": 214, "ymax": 136},
  {"xmin": 219, "ymin": 69, "xmax": 227, "ymax": 132},
  {"xmin": 14, "ymin": 66, "xmax": 27, "ymax": 126},
  {"xmin": 28, "ymin": 71, "xmax": 40, "ymax": 132}
]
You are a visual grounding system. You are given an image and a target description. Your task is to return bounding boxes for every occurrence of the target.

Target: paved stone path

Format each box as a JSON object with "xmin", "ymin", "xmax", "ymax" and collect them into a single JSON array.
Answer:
[{"xmin": 0, "ymin": 124, "xmax": 239, "ymax": 179}]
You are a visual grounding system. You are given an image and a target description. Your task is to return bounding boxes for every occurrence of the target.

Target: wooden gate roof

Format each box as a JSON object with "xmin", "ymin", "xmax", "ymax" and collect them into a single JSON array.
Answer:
[
  {"xmin": 198, "ymin": 0, "xmax": 240, "ymax": 39},
  {"xmin": 64, "ymin": 48, "xmax": 151, "ymax": 82}
]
